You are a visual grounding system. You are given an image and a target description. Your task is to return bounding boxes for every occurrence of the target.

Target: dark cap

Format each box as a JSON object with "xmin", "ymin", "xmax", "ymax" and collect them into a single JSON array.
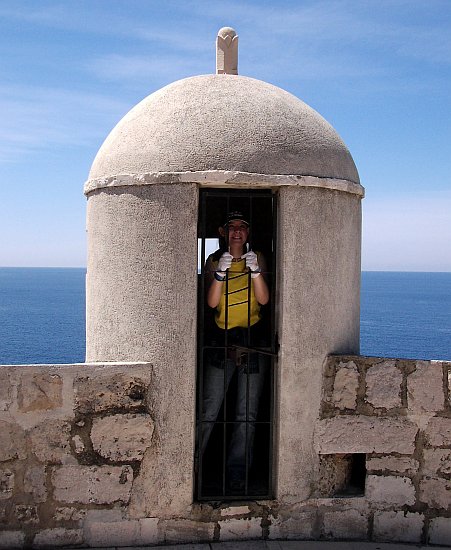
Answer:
[{"xmin": 223, "ymin": 211, "xmax": 249, "ymax": 227}]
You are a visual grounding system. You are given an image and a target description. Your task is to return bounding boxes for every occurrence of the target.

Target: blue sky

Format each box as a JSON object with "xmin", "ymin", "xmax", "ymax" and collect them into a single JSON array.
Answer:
[{"xmin": 1, "ymin": 0, "xmax": 450, "ymax": 270}]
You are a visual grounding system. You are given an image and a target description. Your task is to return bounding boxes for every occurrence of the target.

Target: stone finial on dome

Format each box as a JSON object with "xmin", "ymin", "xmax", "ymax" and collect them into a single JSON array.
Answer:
[{"xmin": 216, "ymin": 27, "xmax": 238, "ymax": 75}]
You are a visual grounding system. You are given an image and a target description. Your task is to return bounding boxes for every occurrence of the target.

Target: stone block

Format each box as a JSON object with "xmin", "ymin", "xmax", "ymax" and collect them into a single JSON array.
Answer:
[
  {"xmin": 0, "ymin": 469, "xmax": 14, "ymax": 500},
  {"xmin": 14, "ymin": 504, "xmax": 39, "ymax": 524},
  {"xmin": 423, "ymin": 448, "xmax": 451, "ymax": 477},
  {"xmin": 373, "ymin": 511, "xmax": 423, "ymax": 543},
  {"xmin": 366, "ymin": 361, "xmax": 402, "ymax": 409},
  {"xmin": 0, "ymin": 531, "xmax": 25, "ymax": 549},
  {"xmin": 162, "ymin": 519, "xmax": 215, "ymax": 544},
  {"xmin": 419, "ymin": 477, "xmax": 451, "ymax": 510},
  {"xmin": 52, "ymin": 465, "xmax": 133, "ymax": 504},
  {"xmin": 408, "ymin": 361, "xmax": 444, "ymax": 413},
  {"xmin": 18, "ymin": 372, "xmax": 62, "ymax": 412},
  {"xmin": 331, "ymin": 361, "xmax": 359, "ymax": 410},
  {"xmin": 74, "ymin": 372, "xmax": 150, "ymax": 413},
  {"xmin": 91, "ymin": 413, "xmax": 154, "ymax": 461},
  {"xmin": 85, "ymin": 519, "xmax": 140, "ymax": 547},
  {"xmin": 269, "ymin": 512, "xmax": 315, "ymax": 540},
  {"xmin": 314, "ymin": 416, "xmax": 417, "ymax": 454},
  {"xmin": 366, "ymin": 475, "xmax": 415, "ymax": 506},
  {"xmin": 33, "ymin": 528, "xmax": 83, "ymax": 547},
  {"xmin": 0, "ymin": 421, "xmax": 26, "ymax": 462},
  {"xmin": 23, "ymin": 465, "xmax": 47, "ymax": 502},
  {"xmin": 54, "ymin": 507, "xmax": 86, "ymax": 522},
  {"xmin": 366, "ymin": 456, "xmax": 418, "ymax": 475},
  {"xmin": 322, "ymin": 509, "xmax": 368, "ymax": 540},
  {"xmin": 138, "ymin": 517, "xmax": 159, "ymax": 545},
  {"xmin": 219, "ymin": 518, "xmax": 262, "ymax": 540},
  {"xmin": 429, "ymin": 516, "xmax": 451, "ymax": 545},
  {"xmin": 30, "ymin": 419, "xmax": 72, "ymax": 463},
  {"xmin": 426, "ymin": 417, "xmax": 451, "ymax": 447}
]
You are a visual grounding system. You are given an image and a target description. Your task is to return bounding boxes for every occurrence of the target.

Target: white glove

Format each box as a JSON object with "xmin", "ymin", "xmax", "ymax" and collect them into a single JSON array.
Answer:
[
  {"xmin": 241, "ymin": 251, "xmax": 261, "ymax": 278},
  {"xmin": 217, "ymin": 252, "xmax": 233, "ymax": 276}
]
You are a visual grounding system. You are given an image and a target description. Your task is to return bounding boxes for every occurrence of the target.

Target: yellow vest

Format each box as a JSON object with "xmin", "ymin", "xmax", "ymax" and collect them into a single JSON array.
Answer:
[{"xmin": 213, "ymin": 257, "xmax": 261, "ymax": 329}]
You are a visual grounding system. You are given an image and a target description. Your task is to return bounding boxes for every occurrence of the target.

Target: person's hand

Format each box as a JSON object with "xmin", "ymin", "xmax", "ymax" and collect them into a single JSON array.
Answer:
[
  {"xmin": 241, "ymin": 251, "xmax": 261, "ymax": 278},
  {"xmin": 217, "ymin": 252, "xmax": 233, "ymax": 276}
]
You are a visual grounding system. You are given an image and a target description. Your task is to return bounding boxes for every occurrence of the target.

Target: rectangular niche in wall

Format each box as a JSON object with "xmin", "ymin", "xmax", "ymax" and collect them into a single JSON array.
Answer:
[
  {"xmin": 318, "ymin": 453, "xmax": 366, "ymax": 497},
  {"xmin": 196, "ymin": 188, "xmax": 278, "ymax": 501}
]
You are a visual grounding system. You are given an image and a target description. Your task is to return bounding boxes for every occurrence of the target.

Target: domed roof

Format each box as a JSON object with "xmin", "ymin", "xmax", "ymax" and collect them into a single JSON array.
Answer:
[{"xmin": 89, "ymin": 74, "xmax": 359, "ymax": 185}]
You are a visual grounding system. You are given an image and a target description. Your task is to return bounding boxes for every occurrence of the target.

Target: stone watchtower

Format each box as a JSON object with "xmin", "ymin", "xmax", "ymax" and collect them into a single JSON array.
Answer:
[{"xmin": 84, "ymin": 27, "xmax": 363, "ymax": 515}]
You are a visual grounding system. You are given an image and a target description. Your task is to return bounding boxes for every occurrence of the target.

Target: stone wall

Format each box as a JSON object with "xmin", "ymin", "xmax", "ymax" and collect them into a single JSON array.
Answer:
[
  {"xmin": 0, "ymin": 357, "xmax": 450, "ymax": 548},
  {"xmin": 0, "ymin": 363, "xmax": 155, "ymax": 548},
  {"xmin": 314, "ymin": 355, "xmax": 451, "ymax": 545}
]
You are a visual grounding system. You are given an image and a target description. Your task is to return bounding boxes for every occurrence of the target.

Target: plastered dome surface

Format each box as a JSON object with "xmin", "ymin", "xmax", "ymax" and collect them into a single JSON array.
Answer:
[{"xmin": 88, "ymin": 74, "xmax": 360, "ymax": 185}]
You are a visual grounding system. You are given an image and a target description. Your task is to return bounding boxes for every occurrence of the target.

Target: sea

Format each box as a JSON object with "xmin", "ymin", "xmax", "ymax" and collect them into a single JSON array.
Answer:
[{"xmin": 0, "ymin": 268, "xmax": 449, "ymax": 364}]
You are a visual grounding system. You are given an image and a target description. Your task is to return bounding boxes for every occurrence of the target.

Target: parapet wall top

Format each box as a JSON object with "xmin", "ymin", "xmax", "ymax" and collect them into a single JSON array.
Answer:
[{"xmin": 216, "ymin": 27, "xmax": 238, "ymax": 75}]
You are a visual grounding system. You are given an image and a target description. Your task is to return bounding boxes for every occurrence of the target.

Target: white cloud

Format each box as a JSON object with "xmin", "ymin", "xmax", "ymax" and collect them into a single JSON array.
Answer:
[{"xmin": 0, "ymin": 85, "xmax": 130, "ymax": 163}]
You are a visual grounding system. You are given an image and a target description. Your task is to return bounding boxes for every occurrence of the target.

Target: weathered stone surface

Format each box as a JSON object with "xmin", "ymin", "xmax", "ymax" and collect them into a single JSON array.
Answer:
[
  {"xmin": 72, "ymin": 434, "xmax": 85, "ymax": 454},
  {"xmin": 317, "ymin": 454, "xmax": 356, "ymax": 497},
  {"xmin": 331, "ymin": 361, "xmax": 359, "ymax": 410},
  {"xmin": 18, "ymin": 372, "xmax": 63, "ymax": 412},
  {"xmin": 366, "ymin": 361, "xmax": 402, "ymax": 409},
  {"xmin": 54, "ymin": 507, "xmax": 86, "ymax": 522},
  {"xmin": 269, "ymin": 512, "xmax": 315, "ymax": 540},
  {"xmin": 0, "ymin": 530, "xmax": 25, "ymax": 549},
  {"xmin": 419, "ymin": 477, "xmax": 451, "ymax": 510},
  {"xmin": 322, "ymin": 509, "xmax": 368, "ymax": 540},
  {"xmin": 85, "ymin": 519, "xmax": 140, "ymax": 547},
  {"xmin": 30, "ymin": 419, "xmax": 72, "ymax": 463},
  {"xmin": 366, "ymin": 475, "xmax": 415, "ymax": 506},
  {"xmin": 33, "ymin": 528, "xmax": 83, "ymax": 547},
  {"xmin": 23, "ymin": 465, "xmax": 47, "ymax": 502},
  {"xmin": 74, "ymin": 372, "xmax": 150, "ymax": 413},
  {"xmin": 408, "ymin": 361, "xmax": 444, "ymax": 413},
  {"xmin": 15, "ymin": 504, "xmax": 39, "ymax": 524},
  {"xmin": 314, "ymin": 416, "xmax": 418, "ymax": 454},
  {"xmin": 429, "ymin": 517, "xmax": 451, "ymax": 545},
  {"xmin": 426, "ymin": 417, "xmax": 451, "ymax": 447},
  {"xmin": 0, "ymin": 469, "xmax": 14, "ymax": 501},
  {"xmin": 0, "ymin": 383, "xmax": 12, "ymax": 412},
  {"xmin": 0, "ymin": 421, "xmax": 26, "ymax": 462},
  {"xmin": 366, "ymin": 456, "xmax": 418, "ymax": 475},
  {"xmin": 52, "ymin": 465, "xmax": 133, "ymax": 504},
  {"xmin": 138, "ymin": 517, "xmax": 159, "ymax": 545},
  {"xmin": 373, "ymin": 511, "xmax": 423, "ymax": 543},
  {"xmin": 219, "ymin": 518, "xmax": 262, "ymax": 540},
  {"xmin": 423, "ymin": 449, "xmax": 451, "ymax": 477},
  {"xmin": 163, "ymin": 519, "xmax": 215, "ymax": 543},
  {"xmin": 91, "ymin": 413, "xmax": 154, "ymax": 461}
]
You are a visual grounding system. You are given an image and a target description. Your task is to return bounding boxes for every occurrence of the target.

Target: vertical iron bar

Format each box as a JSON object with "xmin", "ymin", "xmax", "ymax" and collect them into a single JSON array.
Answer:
[
  {"xmin": 223, "ymin": 194, "xmax": 230, "ymax": 496},
  {"xmin": 197, "ymin": 190, "xmax": 207, "ymax": 499},
  {"xmin": 268, "ymin": 191, "xmax": 277, "ymax": 496},
  {"xmin": 244, "ymin": 195, "xmax": 253, "ymax": 494}
]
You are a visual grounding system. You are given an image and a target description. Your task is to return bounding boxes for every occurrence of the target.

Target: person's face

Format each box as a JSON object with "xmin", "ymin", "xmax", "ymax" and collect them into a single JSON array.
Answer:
[{"xmin": 220, "ymin": 220, "xmax": 249, "ymax": 247}]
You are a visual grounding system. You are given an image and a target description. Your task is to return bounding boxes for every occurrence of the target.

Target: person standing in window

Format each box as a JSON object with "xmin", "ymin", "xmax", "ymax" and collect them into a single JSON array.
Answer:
[{"xmin": 200, "ymin": 211, "xmax": 269, "ymax": 493}]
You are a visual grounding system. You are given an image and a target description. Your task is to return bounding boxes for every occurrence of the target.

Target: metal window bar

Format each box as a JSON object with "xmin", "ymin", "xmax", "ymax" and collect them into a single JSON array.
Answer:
[{"xmin": 196, "ymin": 189, "xmax": 277, "ymax": 501}]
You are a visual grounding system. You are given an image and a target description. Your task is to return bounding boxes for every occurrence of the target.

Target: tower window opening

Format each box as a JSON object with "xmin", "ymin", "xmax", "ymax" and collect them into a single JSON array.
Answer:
[{"xmin": 196, "ymin": 188, "xmax": 277, "ymax": 501}]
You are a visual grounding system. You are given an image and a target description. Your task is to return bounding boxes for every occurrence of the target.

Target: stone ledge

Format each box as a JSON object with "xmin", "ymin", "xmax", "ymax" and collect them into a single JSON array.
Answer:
[{"xmin": 84, "ymin": 171, "xmax": 365, "ymax": 197}]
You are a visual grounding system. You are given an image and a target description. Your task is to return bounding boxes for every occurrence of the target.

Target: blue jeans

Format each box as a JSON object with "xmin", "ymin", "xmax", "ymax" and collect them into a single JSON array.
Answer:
[{"xmin": 200, "ymin": 325, "xmax": 269, "ymax": 477}]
